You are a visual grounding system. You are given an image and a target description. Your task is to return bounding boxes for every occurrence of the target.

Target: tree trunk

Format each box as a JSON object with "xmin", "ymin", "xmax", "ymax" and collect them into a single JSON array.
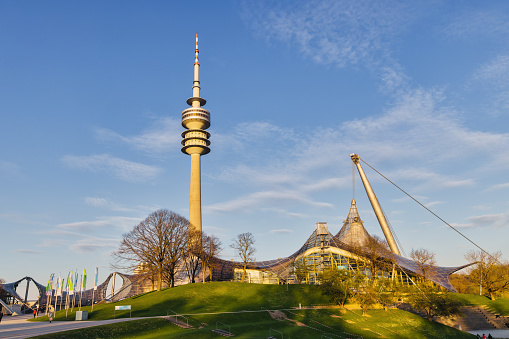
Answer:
[
  {"xmin": 362, "ymin": 308, "xmax": 367, "ymax": 316},
  {"xmin": 203, "ymin": 264, "xmax": 206, "ymax": 283},
  {"xmin": 169, "ymin": 272, "xmax": 175, "ymax": 288},
  {"xmin": 241, "ymin": 263, "xmax": 247, "ymax": 283},
  {"xmin": 157, "ymin": 269, "xmax": 162, "ymax": 291},
  {"xmin": 490, "ymin": 292, "xmax": 496, "ymax": 300}
]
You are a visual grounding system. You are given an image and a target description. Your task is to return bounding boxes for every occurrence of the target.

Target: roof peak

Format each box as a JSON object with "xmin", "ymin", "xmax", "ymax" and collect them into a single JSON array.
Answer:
[{"xmin": 335, "ymin": 199, "xmax": 371, "ymax": 247}]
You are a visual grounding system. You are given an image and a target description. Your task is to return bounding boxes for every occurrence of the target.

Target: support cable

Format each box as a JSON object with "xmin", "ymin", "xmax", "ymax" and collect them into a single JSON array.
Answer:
[
  {"xmin": 360, "ymin": 158, "xmax": 502, "ymax": 265},
  {"xmin": 380, "ymin": 205, "xmax": 407, "ymax": 258},
  {"xmin": 352, "ymin": 162, "xmax": 355, "ymax": 200}
]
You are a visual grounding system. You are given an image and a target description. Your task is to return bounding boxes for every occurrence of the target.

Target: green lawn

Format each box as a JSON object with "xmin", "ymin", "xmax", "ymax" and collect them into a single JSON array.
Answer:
[
  {"xmin": 30, "ymin": 282, "xmax": 484, "ymax": 338},
  {"xmin": 33, "ymin": 282, "xmax": 333, "ymax": 322},
  {"xmin": 35, "ymin": 308, "xmax": 475, "ymax": 338}
]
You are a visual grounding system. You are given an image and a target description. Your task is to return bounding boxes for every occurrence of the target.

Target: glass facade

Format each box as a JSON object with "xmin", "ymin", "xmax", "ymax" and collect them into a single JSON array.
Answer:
[{"xmin": 287, "ymin": 250, "xmax": 416, "ymax": 286}]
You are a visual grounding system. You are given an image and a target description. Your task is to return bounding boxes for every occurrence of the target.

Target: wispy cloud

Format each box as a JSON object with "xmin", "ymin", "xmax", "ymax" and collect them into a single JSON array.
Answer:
[
  {"xmin": 207, "ymin": 86, "xmax": 509, "ymax": 218},
  {"xmin": 94, "ymin": 117, "xmax": 182, "ymax": 156},
  {"xmin": 486, "ymin": 183, "xmax": 509, "ymax": 191},
  {"xmin": 70, "ymin": 236, "xmax": 119, "ymax": 254},
  {"xmin": 205, "ymin": 190, "xmax": 333, "ymax": 214},
  {"xmin": 241, "ymin": 0, "xmax": 426, "ymax": 94},
  {"xmin": 0, "ymin": 161, "xmax": 20, "ymax": 175},
  {"xmin": 13, "ymin": 249, "xmax": 42, "ymax": 254},
  {"xmin": 243, "ymin": 0, "xmax": 418, "ymax": 68},
  {"xmin": 61, "ymin": 154, "xmax": 161, "ymax": 182},
  {"xmin": 57, "ymin": 216, "xmax": 142, "ymax": 233},
  {"xmin": 470, "ymin": 54, "xmax": 509, "ymax": 116},
  {"xmin": 442, "ymin": 9, "xmax": 509, "ymax": 40},
  {"xmin": 424, "ymin": 201, "xmax": 445, "ymax": 208},
  {"xmin": 270, "ymin": 229, "xmax": 293, "ymax": 234},
  {"xmin": 473, "ymin": 54, "xmax": 509, "ymax": 88},
  {"xmin": 85, "ymin": 197, "xmax": 131, "ymax": 212},
  {"xmin": 465, "ymin": 213, "xmax": 509, "ymax": 229}
]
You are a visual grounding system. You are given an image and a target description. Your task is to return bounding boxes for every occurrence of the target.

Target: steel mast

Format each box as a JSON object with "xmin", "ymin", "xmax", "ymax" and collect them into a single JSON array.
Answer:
[{"xmin": 350, "ymin": 154, "xmax": 401, "ymax": 255}]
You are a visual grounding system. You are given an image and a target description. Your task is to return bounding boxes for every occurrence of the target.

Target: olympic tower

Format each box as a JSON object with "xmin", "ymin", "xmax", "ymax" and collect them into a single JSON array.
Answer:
[{"xmin": 181, "ymin": 34, "xmax": 210, "ymax": 238}]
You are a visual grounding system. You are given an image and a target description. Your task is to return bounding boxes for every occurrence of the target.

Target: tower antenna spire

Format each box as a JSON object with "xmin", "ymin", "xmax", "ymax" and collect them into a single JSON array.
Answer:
[{"xmin": 194, "ymin": 33, "xmax": 199, "ymax": 66}]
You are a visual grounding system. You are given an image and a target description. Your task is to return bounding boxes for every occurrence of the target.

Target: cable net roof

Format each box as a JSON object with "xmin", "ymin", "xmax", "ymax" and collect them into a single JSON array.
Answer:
[
  {"xmin": 213, "ymin": 199, "xmax": 469, "ymax": 291},
  {"xmin": 336, "ymin": 199, "xmax": 372, "ymax": 247}
]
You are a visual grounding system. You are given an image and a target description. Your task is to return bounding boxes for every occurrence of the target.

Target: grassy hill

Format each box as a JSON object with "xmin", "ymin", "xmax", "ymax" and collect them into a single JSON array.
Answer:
[
  {"xmin": 36, "ymin": 308, "xmax": 475, "ymax": 339},
  {"xmin": 36, "ymin": 282, "xmax": 333, "ymax": 321},
  {"xmin": 450, "ymin": 293, "xmax": 509, "ymax": 315},
  {"xmin": 32, "ymin": 282, "xmax": 481, "ymax": 338}
]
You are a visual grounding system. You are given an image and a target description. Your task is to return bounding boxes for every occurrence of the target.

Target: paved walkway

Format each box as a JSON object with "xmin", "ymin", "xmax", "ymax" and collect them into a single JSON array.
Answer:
[
  {"xmin": 0, "ymin": 314, "xmax": 145, "ymax": 338},
  {"xmin": 468, "ymin": 329, "xmax": 509, "ymax": 338}
]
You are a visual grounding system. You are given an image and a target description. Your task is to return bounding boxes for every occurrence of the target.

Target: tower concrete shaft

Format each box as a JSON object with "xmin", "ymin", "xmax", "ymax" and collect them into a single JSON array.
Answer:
[
  {"xmin": 350, "ymin": 154, "xmax": 401, "ymax": 256},
  {"xmin": 181, "ymin": 34, "xmax": 210, "ymax": 236}
]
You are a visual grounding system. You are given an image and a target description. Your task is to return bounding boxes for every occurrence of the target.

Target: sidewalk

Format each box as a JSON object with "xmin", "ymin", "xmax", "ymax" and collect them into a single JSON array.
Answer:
[
  {"xmin": 467, "ymin": 329, "xmax": 509, "ymax": 339},
  {"xmin": 0, "ymin": 314, "xmax": 144, "ymax": 339}
]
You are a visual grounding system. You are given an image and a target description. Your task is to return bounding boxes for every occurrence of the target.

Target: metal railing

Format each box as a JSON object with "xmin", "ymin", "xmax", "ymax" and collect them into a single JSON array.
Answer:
[
  {"xmin": 166, "ymin": 309, "xmax": 190, "ymax": 327},
  {"xmin": 216, "ymin": 321, "xmax": 231, "ymax": 334},
  {"xmin": 269, "ymin": 328, "xmax": 283, "ymax": 338}
]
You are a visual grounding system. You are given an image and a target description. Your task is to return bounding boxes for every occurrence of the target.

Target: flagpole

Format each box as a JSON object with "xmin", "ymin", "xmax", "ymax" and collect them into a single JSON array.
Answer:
[
  {"xmin": 91, "ymin": 289, "xmax": 95, "ymax": 313},
  {"xmin": 71, "ymin": 279, "xmax": 75, "ymax": 312},
  {"xmin": 91, "ymin": 267, "xmax": 98, "ymax": 313},
  {"xmin": 74, "ymin": 270, "xmax": 78, "ymax": 311},
  {"xmin": 65, "ymin": 271, "xmax": 71, "ymax": 318},
  {"xmin": 65, "ymin": 290, "xmax": 69, "ymax": 318},
  {"xmin": 79, "ymin": 274, "xmax": 83, "ymax": 311},
  {"xmin": 54, "ymin": 273, "xmax": 60, "ymax": 315},
  {"xmin": 45, "ymin": 273, "xmax": 54, "ymax": 316}
]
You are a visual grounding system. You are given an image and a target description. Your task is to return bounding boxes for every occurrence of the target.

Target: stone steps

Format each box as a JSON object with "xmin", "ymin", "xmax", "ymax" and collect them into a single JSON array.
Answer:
[{"xmin": 437, "ymin": 306, "xmax": 509, "ymax": 331}]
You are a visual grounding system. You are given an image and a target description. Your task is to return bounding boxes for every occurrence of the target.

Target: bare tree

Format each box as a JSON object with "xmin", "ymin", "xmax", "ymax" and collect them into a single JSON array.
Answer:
[
  {"xmin": 465, "ymin": 250, "xmax": 509, "ymax": 300},
  {"xmin": 410, "ymin": 248, "xmax": 437, "ymax": 283},
  {"xmin": 201, "ymin": 233, "xmax": 222, "ymax": 282},
  {"xmin": 230, "ymin": 232, "xmax": 256, "ymax": 283},
  {"xmin": 112, "ymin": 209, "xmax": 188, "ymax": 291}
]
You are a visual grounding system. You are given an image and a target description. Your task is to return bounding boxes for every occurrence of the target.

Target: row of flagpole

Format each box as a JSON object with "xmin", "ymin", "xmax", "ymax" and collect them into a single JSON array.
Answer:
[{"xmin": 45, "ymin": 267, "xmax": 99, "ymax": 317}]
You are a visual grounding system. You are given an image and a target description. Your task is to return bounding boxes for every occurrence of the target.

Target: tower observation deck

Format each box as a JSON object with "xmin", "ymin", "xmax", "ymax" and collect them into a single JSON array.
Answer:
[{"xmin": 181, "ymin": 34, "xmax": 210, "ymax": 236}]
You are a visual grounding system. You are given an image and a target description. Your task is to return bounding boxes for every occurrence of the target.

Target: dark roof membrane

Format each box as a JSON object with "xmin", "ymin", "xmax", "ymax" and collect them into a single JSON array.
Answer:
[{"xmin": 219, "ymin": 199, "xmax": 469, "ymax": 291}]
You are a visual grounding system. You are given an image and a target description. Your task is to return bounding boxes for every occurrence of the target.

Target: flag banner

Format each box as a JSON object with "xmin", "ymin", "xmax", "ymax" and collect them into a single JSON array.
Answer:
[
  {"xmin": 56, "ymin": 273, "xmax": 62, "ymax": 297},
  {"xmin": 68, "ymin": 270, "xmax": 73, "ymax": 295},
  {"xmin": 82, "ymin": 269, "xmax": 87, "ymax": 290},
  {"xmin": 94, "ymin": 267, "xmax": 98, "ymax": 291},
  {"xmin": 74, "ymin": 270, "xmax": 79, "ymax": 291},
  {"xmin": 60, "ymin": 278, "xmax": 65, "ymax": 296},
  {"xmin": 46, "ymin": 273, "xmax": 54, "ymax": 296}
]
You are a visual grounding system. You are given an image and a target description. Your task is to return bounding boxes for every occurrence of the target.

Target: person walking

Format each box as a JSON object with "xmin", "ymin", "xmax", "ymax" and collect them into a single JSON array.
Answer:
[
  {"xmin": 33, "ymin": 308, "xmax": 37, "ymax": 318},
  {"xmin": 49, "ymin": 312, "xmax": 53, "ymax": 323},
  {"xmin": 0, "ymin": 310, "xmax": 4, "ymax": 324}
]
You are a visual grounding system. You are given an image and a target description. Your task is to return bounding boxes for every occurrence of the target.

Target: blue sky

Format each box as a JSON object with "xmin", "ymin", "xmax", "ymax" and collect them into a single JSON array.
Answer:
[{"xmin": 2, "ymin": 1, "xmax": 509, "ymax": 291}]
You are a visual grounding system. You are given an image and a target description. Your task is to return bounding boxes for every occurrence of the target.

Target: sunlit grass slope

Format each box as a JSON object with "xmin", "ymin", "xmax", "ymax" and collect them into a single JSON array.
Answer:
[
  {"xmin": 34, "ymin": 282, "xmax": 332, "ymax": 321},
  {"xmin": 450, "ymin": 293, "xmax": 509, "ymax": 315},
  {"xmin": 31, "ymin": 282, "xmax": 480, "ymax": 338},
  {"xmin": 35, "ymin": 308, "xmax": 475, "ymax": 338}
]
